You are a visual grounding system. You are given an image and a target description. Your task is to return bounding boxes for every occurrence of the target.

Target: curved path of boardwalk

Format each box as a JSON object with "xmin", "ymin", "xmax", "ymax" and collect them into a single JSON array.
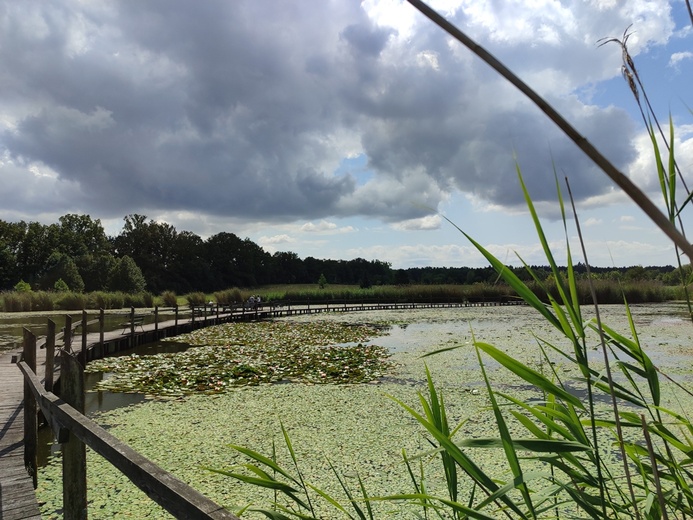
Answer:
[{"xmin": 0, "ymin": 299, "xmax": 521, "ymax": 518}]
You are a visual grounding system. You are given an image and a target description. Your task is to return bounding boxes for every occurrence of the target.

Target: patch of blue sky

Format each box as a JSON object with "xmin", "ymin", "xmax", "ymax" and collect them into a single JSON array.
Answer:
[{"xmin": 334, "ymin": 153, "xmax": 373, "ymax": 186}]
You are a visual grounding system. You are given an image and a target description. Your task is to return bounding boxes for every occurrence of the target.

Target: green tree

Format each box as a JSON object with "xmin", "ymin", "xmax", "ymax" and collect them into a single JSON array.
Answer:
[
  {"xmin": 0, "ymin": 220, "xmax": 26, "ymax": 289},
  {"xmin": 204, "ymin": 232, "xmax": 272, "ymax": 288},
  {"xmin": 114, "ymin": 214, "xmax": 180, "ymax": 293},
  {"xmin": 77, "ymin": 252, "xmax": 117, "ymax": 292},
  {"xmin": 168, "ymin": 231, "xmax": 211, "ymax": 293},
  {"xmin": 318, "ymin": 273, "xmax": 328, "ymax": 288},
  {"xmin": 624, "ymin": 265, "xmax": 650, "ymax": 281},
  {"xmin": 39, "ymin": 252, "xmax": 85, "ymax": 292},
  {"xmin": 57, "ymin": 214, "xmax": 111, "ymax": 258},
  {"xmin": 270, "ymin": 251, "xmax": 306, "ymax": 284},
  {"xmin": 14, "ymin": 280, "xmax": 31, "ymax": 292},
  {"xmin": 16, "ymin": 221, "xmax": 61, "ymax": 285},
  {"xmin": 54, "ymin": 278, "xmax": 69, "ymax": 292},
  {"xmin": 394, "ymin": 269, "xmax": 410, "ymax": 285},
  {"xmin": 107, "ymin": 255, "xmax": 146, "ymax": 293}
]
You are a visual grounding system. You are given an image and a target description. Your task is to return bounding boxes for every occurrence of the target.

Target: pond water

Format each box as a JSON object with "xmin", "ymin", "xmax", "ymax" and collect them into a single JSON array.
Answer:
[
  {"xmin": 18, "ymin": 302, "xmax": 693, "ymax": 466},
  {"xmin": 31, "ymin": 302, "xmax": 693, "ymax": 519}
]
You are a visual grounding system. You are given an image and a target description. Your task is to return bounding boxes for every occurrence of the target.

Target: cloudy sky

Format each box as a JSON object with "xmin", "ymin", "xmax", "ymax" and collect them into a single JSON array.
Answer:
[{"xmin": 1, "ymin": 1, "xmax": 692, "ymax": 268}]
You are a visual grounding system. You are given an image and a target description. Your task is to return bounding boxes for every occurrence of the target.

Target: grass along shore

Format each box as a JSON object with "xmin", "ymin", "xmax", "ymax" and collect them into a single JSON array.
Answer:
[{"xmin": 1, "ymin": 279, "xmax": 685, "ymax": 313}]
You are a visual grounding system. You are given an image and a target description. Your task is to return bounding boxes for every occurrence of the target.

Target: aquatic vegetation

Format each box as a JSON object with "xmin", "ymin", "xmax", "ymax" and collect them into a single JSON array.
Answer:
[{"xmin": 86, "ymin": 321, "xmax": 393, "ymax": 395}]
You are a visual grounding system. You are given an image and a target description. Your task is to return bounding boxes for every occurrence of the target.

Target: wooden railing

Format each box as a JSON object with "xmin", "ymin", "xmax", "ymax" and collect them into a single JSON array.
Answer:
[{"xmin": 17, "ymin": 326, "xmax": 239, "ymax": 520}]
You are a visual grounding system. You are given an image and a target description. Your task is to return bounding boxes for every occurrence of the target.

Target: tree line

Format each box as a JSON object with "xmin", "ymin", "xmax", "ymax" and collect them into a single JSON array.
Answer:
[{"xmin": 0, "ymin": 213, "xmax": 686, "ymax": 294}]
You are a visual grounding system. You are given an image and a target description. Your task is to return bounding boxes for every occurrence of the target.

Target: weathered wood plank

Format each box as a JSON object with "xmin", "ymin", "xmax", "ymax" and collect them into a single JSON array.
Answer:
[
  {"xmin": 22, "ymin": 330, "xmax": 37, "ymax": 489},
  {"xmin": 0, "ymin": 350, "xmax": 42, "ymax": 520},
  {"xmin": 61, "ymin": 352, "xmax": 87, "ymax": 520}
]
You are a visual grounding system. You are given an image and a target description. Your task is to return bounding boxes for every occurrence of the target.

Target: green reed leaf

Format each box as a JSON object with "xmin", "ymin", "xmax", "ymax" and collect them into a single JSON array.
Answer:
[{"xmin": 475, "ymin": 341, "xmax": 584, "ymax": 410}]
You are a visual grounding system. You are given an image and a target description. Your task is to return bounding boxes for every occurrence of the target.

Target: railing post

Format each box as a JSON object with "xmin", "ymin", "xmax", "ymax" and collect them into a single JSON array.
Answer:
[
  {"xmin": 45, "ymin": 319, "xmax": 56, "ymax": 393},
  {"xmin": 64, "ymin": 314, "xmax": 73, "ymax": 352},
  {"xmin": 130, "ymin": 307, "xmax": 136, "ymax": 347},
  {"xmin": 80, "ymin": 310, "xmax": 88, "ymax": 365},
  {"xmin": 174, "ymin": 304, "xmax": 179, "ymax": 334},
  {"xmin": 23, "ymin": 328, "xmax": 38, "ymax": 488},
  {"xmin": 99, "ymin": 308, "xmax": 105, "ymax": 357},
  {"xmin": 61, "ymin": 351, "xmax": 87, "ymax": 520},
  {"xmin": 154, "ymin": 305, "xmax": 159, "ymax": 335}
]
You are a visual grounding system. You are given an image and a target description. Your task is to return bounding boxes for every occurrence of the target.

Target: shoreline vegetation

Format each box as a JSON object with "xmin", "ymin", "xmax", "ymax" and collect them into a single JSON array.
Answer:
[{"xmin": 1, "ymin": 278, "xmax": 687, "ymax": 313}]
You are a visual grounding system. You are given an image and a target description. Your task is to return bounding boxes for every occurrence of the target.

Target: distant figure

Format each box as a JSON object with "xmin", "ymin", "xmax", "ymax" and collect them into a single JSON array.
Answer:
[{"xmin": 247, "ymin": 296, "xmax": 256, "ymax": 309}]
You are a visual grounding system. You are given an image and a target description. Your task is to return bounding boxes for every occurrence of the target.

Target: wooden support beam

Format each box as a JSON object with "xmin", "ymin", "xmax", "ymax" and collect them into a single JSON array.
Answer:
[
  {"xmin": 45, "ymin": 320, "xmax": 56, "ymax": 393},
  {"xmin": 22, "ymin": 328, "xmax": 37, "ymax": 489},
  {"xmin": 61, "ymin": 351, "xmax": 87, "ymax": 520}
]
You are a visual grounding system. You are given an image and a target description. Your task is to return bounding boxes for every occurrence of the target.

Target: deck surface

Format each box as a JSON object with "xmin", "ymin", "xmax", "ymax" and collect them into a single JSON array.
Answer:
[{"xmin": 0, "ymin": 348, "xmax": 42, "ymax": 520}]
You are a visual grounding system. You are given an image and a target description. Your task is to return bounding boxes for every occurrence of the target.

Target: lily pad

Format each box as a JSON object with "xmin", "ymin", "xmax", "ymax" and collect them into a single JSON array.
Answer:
[{"xmin": 86, "ymin": 320, "xmax": 393, "ymax": 395}]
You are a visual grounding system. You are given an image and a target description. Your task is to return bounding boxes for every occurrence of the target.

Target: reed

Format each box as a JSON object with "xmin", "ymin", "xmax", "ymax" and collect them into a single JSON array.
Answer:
[
  {"xmin": 29, "ymin": 291, "xmax": 54, "ymax": 311},
  {"xmin": 213, "ymin": 288, "xmax": 243, "ymax": 305},
  {"xmin": 0, "ymin": 290, "xmax": 157, "ymax": 311},
  {"xmin": 55, "ymin": 292, "xmax": 88, "ymax": 310},
  {"xmin": 184, "ymin": 291, "xmax": 208, "ymax": 306},
  {"xmin": 215, "ymin": 3, "xmax": 693, "ymax": 518},
  {"xmin": 160, "ymin": 290, "xmax": 178, "ymax": 308},
  {"xmin": 1, "ymin": 291, "xmax": 32, "ymax": 312},
  {"xmin": 90, "ymin": 291, "xmax": 125, "ymax": 309}
]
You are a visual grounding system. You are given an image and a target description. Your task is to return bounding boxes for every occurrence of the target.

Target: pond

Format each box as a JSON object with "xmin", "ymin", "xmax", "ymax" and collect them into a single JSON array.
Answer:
[
  {"xmin": 8, "ymin": 303, "xmax": 691, "ymax": 418},
  {"xmin": 32, "ymin": 302, "xmax": 693, "ymax": 519}
]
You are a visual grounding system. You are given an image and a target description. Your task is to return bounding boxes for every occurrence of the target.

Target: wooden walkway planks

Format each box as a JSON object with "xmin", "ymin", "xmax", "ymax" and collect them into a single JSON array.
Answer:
[{"xmin": 0, "ymin": 349, "xmax": 42, "ymax": 520}]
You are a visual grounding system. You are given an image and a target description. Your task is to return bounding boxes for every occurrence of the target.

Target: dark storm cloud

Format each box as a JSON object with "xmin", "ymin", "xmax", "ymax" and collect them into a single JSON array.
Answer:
[{"xmin": 0, "ymin": 0, "xmax": 654, "ymax": 225}]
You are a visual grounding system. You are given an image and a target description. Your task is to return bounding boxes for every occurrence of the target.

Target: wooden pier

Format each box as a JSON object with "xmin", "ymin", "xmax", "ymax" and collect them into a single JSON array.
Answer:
[
  {"xmin": 0, "ymin": 298, "xmax": 523, "ymax": 519},
  {"xmin": 0, "ymin": 349, "xmax": 42, "ymax": 520}
]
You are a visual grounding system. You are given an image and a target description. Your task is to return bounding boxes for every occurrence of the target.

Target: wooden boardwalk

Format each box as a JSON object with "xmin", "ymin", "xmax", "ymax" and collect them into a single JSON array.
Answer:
[
  {"xmin": 0, "ymin": 349, "xmax": 42, "ymax": 520},
  {"xmin": 0, "ymin": 299, "xmax": 522, "ymax": 518},
  {"xmin": 0, "ymin": 308, "xmax": 237, "ymax": 520}
]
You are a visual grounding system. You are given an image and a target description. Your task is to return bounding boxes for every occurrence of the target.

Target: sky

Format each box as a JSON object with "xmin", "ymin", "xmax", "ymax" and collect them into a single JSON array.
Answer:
[{"xmin": 1, "ymin": 1, "xmax": 692, "ymax": 269}]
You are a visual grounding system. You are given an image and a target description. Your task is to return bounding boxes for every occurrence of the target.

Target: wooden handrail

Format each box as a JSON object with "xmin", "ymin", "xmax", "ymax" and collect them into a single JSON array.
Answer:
[{"xmin": 17, "ymin": 357, "xmax": 239, "ymax": 520}]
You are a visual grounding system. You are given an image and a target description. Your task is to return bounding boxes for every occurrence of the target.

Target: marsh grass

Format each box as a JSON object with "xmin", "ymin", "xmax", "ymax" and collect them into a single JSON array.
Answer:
[
  {"xmin": 246, "ymin": 282, "xmax": 674, "ymax": 306},
  {"xmin": 1, "ymin": 289, "xmax": 69, "ymax": 311},
  {"xmin": 0, "ymin": 290, "xmax": 156, "ymax": 311},
  {"xmin": 160, "ymin": 290, "xmax": 178, "ymax": 307},
  {"xmin": 0, "ymin": 282, "xmax": 675, "ymax": 314}
]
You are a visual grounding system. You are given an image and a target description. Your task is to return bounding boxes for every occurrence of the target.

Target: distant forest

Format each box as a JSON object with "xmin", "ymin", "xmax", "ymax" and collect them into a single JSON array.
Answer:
[{"xmin": 0, "ymin": 214, "xmax": 685, "ymax": 294}]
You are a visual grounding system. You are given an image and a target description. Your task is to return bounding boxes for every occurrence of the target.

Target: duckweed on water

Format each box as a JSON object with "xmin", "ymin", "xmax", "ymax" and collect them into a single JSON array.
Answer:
[{"xmin": 86, "ymin": 320, "xmax": 393, "ymax": 395}]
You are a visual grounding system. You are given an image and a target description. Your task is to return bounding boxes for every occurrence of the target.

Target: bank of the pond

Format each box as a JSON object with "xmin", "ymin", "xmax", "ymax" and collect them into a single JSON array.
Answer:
[{"xmin": 35, "ymin": 303, "xmax": 693, "ymax": 519}]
